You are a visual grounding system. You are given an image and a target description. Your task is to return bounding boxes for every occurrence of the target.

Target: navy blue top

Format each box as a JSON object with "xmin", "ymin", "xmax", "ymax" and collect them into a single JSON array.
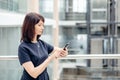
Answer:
[{"xmin": 18, "ymin": 39, "xmax": 54, "ymax": 80}]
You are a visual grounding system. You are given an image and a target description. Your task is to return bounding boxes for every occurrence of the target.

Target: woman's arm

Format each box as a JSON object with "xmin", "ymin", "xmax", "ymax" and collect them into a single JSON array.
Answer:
[
  {"xmin": 22, "ymin": 47, "xmax": 68, "ymax": 79},
  {"xmin": 22, "ymin": 47, "xmax": 60, "ymax": 79}
]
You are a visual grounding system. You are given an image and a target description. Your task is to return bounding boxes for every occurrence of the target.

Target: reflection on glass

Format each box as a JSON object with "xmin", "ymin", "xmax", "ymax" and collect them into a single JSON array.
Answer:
[
  {"xmin": 39, "ymin": 0, "xmax": 53, "ymax": 18},
  {"xmin": 92, "ymin": 11, "xmax": 107, "ymax": 20},
  {"xmin": 117, "ymin": 25, "xmax": 120, "ymax": 36},
  {"xmin": 0, "ymin": 27, "xmax": 21, "ymax": 55},
  {"xmin": 91, "ymin": 0, "xmax": 107, "ymax": 21},
  {"xmin": 0, "ymin": 60, "xmax": 22, "ymax": 80},
  {"xmin": 59, "ymin": 26, "xmax": 87, "ymax": 54},
  {"xmin": 64, "ymin": 0, "xmax": 87, "ymax": 20},
  {"xmin": 92, "ymin": 0, "xmax": 107, "ymax": 8},
  {"xmin": 58, "ymin": 59, "xmax": 120, "ymax": 80},
  {"xmin": 0, "ymin": 0, "xmax": 27, "ymax": 13},
  {"xmin": 41, "ymin": 26, "xmax": 53, "ymax": 45},
  {"xmin": 73, "ymin": 0, "xmax": 87, "ymax": 12},
  {"xmin": 90, "ymin": 24, "xmax": 108, "ymax": 36}
]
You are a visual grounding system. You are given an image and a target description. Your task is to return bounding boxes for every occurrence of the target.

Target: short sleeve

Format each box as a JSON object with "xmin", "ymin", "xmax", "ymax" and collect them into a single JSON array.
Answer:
[
  {"xmin": 46, "ymin": 43, "xmax": 54, "ymax": 53},
  {"xmin": 40, "ymin": 40, "xmax": 54, "ymax": 54},
  {"xmin": 18, "ymin": 45, "xmax": 31, "ymax": 65}
]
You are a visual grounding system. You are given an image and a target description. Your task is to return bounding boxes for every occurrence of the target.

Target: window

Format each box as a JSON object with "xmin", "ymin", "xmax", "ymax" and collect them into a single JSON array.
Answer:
[
  {"xmin": 73, "ymin": 0, "xmax": 87, "ymax": 12},
  {"xmin": 43, "ymin": 0, "xmax": 53, "ymax": 12}
]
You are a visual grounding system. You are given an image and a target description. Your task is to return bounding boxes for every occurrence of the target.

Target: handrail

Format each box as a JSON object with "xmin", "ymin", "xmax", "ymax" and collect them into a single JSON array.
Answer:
[
  {"xmin": 0, "ymin": 56, "xmax": 18, "ymax": 60},
  {"xmin": 60, "ymin": 54, "xmax": 120, "ymax": 59},
  {"xmin": 0, "ymin": 54, "xmax": 120, "ymax": 60}
]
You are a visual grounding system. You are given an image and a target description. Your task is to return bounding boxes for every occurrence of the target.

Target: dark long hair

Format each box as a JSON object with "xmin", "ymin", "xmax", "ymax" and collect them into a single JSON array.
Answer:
[{"xmin": 21, "ymin": 12, "xmax": 45, "ymax": 42}]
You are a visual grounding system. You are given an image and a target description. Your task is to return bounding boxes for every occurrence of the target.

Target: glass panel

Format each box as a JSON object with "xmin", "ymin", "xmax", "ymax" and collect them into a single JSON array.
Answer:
[
  {"xmin": 0, "ymin": 26, "xmax": 53, "ymax": 55},
  {"xmin": 65, "ymin": 12, "xmax": 87, "ymax": 20},
  {"xmin": 90, "ymin": 24, "xmax": 108, "ymax": 36},
  {"xmin": 0, "ymin": 27, "xmax": 21, "ymax": 55},
  {"xmin": 91, "ymin": 0, "xmax": 107, "ymax": 20},
  {"xmin": 0, "ymin": 0, "xmax": 27, "ymax": 13},
  {"xmin": 47, "ymin": 62, "xmax": 54, "ymax": 80},
  {"xmin": 73, "ymin": 0, "xmax": 87, "ymax": 13},
  {"xmin": 62, "ymin": 0, "xmax": 87, "ymax": 20},
  {"xmin": 59, "ymin": 25, "xmax": 87, "ymax": 43},
  {"xmin": 39, "ymin": 0, "xmax": 53, "ymax": 18},
  {"xmin": 18, "ymin": 0, "xmax": 27, "ymax": 13},
  {"xmin": 92, "ymin": 0, "xmax": 107, "ymax": 9},
  {"xmin": 59, "ymin": 25, "xmax": 87, "ymax": 55},
  {"xmin": 0, "ymin": 60, "xmax": 22, "ymax": 80},
  {"xmin": 116, "ymin": 0, "xmax": 120, "ymax": 36},
  {"xmin": 59, "ymin": 0, "xmax": 65, "ymax": 12},
  {"xmin": 117, "ymin": 28, "xmax": 120, "ymax": 36},
  {"xmin": 92, "ymin": 11, "xmax": 107, "ymax": 20},
  {"xmin": 58, "ymin": 59, "xmax": 120, "ymax": 80},
  {"xmin": 40, "ymin": 0, "xmax": 87, "ymax": 20},
  {"xmin": 0, "ymin": 59, "xmax": 54, "ymax": 80},
  {"xmin": 42, "ymin": 0, "xmax": 53, "ymax": 12},
  {"xmin": 116, "ymin": 0, "xmax": 120, "ymax": 22},
  {"xmin": 41, "ymin": 26, "xmax": 53, "ymax": 45}
]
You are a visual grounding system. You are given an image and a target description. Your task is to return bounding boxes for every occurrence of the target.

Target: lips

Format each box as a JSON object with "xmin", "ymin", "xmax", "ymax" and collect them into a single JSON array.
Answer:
[{"xmin": 40, "ymin": 30, "xmax": 43, "ymax": 34}]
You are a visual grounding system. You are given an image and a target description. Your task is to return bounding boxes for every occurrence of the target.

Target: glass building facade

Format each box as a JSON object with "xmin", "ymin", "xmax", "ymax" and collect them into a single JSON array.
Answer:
[
  {"xmin": 0, "ymin": 0, "xmax": 120, "ymax": 80},
  {"xmin": 0, "ymin": 0, "xmax": 27, "ymax": 13}
]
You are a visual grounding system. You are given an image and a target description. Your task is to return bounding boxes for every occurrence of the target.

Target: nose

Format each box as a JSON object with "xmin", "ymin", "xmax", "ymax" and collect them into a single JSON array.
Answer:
[{"xmin": 41, "ymin": 26, "xmax": 44, "ymax": 30}]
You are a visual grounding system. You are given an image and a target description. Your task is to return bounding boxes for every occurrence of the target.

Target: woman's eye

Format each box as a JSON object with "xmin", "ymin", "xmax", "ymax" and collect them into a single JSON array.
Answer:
[
  {"xmin": 38, "ymin": 24, "xmax": 44, "ymax": 27},
  {"xmin": 38, "ymin": 24, "xmax": 42, "ymax": 26}
]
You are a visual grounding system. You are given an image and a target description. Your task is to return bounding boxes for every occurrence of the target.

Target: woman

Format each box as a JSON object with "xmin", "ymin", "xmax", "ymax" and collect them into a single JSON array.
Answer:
[{"xmin": 18, "ymin": 12, "xmax": 68, "ymax": 80}]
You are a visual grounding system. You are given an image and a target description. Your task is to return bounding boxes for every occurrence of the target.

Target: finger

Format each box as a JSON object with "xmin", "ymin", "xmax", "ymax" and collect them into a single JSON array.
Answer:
[{"xmin": 60, "ymin": 53, "xmax": 65, "ymax": 57}]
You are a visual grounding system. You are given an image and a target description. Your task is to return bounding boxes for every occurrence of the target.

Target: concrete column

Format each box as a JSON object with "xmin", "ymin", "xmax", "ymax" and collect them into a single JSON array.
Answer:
[
  {"xmin": 27, "ymin": 0, "xmax": 39, "ymax": 13},
  {"xmin": 53, "ymin": 0, "xmax": 59, "ymax": 80}
]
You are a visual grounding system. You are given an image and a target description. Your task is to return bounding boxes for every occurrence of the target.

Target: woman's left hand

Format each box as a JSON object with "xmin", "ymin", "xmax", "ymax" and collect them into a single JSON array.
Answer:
[
  {"xmin": 53, "ymin": 47, "xmax": 68, "ymax": 58},
  {"xmin": 59, "ymin": 48, "xmax": 68, "ymax": 57}
]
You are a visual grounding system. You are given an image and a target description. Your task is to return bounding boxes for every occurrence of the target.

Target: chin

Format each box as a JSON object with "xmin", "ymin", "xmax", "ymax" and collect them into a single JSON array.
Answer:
[{"xmin": 38, "ymin": 33, "xmax": 42, "ymax": 35}]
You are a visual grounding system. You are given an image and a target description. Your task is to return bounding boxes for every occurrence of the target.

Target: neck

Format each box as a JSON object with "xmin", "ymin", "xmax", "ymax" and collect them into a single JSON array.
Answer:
[
  {"xmin": 32, "ymin": 35, "xmax": 37, "ymax": 43},
  {"xmin": 31, "ymin": 40, "xmax": 37, "ymax": 43}
]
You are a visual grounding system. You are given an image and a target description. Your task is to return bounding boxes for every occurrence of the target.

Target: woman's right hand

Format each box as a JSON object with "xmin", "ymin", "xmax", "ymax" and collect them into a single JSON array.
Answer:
[{"xmin": 50, "ymin": 48, "xmax": 61, "ymax": 59}]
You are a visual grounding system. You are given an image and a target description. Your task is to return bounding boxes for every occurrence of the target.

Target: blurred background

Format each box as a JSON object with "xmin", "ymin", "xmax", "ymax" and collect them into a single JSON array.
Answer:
[{"xmin": 0, "ymin": 0, "xmax": 120, "ymax": 80}]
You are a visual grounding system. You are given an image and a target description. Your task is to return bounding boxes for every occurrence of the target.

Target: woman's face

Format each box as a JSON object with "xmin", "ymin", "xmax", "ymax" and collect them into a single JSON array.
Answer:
[{"xmin": 34, "ymin": 20, "xmax": 44, "ymax": 36}]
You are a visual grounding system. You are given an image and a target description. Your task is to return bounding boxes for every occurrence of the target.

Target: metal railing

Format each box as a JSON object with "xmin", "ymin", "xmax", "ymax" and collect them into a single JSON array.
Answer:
[
  {"xmin": 0, "ymin": 54, "xmax": 120, "ymax": 60},
  {"xmin": 0, "ymin": 54, "xmax": 120, "ymax": 80}
]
